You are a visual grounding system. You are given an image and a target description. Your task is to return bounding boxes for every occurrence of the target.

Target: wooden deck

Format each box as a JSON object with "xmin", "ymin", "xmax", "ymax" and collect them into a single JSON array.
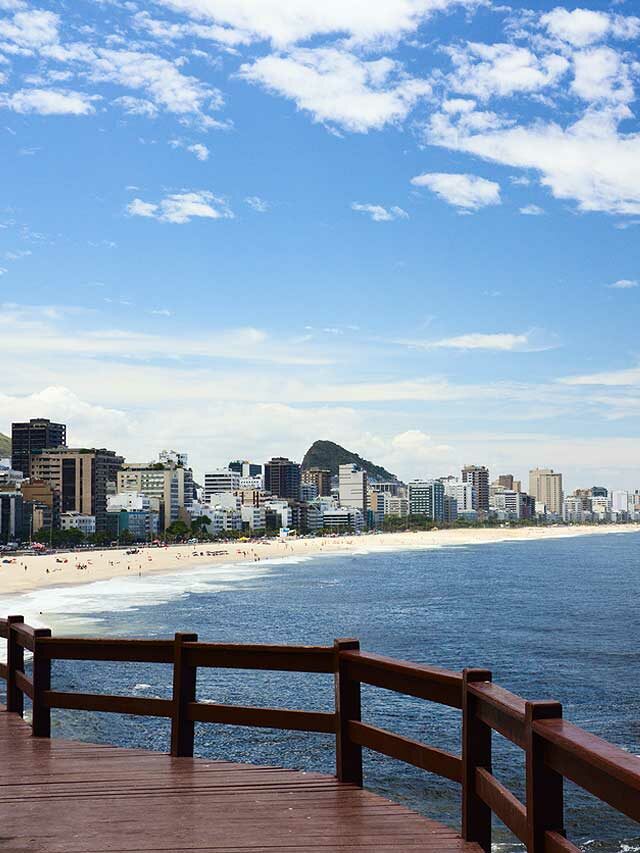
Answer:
[{"xmin": 0, "ymin": 709, "xmax": 480, "ymax": 853}]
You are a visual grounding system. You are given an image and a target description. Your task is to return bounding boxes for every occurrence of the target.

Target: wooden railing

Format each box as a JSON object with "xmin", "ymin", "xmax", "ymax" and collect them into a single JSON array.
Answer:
[{"xmin": 1, "ymin": 615, "xmax": 639, "ymax": 852}]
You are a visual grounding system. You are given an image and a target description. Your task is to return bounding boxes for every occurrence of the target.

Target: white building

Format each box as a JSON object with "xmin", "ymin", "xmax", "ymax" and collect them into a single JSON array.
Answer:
[
  {"xmin": 205, "ymin": 492, "xmax": 241, "ymax": 511},
  {"xmin": 612, "ymin": 490, "xmax": 631, "ymax": 516},
  {"xmin": 591, "ymin": 496, "xmax": 612, "ymax": 521},
  {"xmin": 442, "ymin": 480, "xmax": 475, "ymax": 517},
  {"xmin": 60, "ymin": 512, "xmax": 96, "ymax": 535},
  {"xmin": 322, "ymin": 507, "xmax": 364, "ymax": 532},
  {"xmin": 204, "ymin": 469, "xmax": 240, "ymax": 503},
  {"xmin": 264, "ymin": 499, "xmax": 292, "ymax": 529},
  {"xmin": 240, "ymin": 505, "xmax": 266, "ymax": 530},
  {"xmin": 205, "ymin": 507, "xmax": 242, "ymax": 534},
  {"xmin": 338, "ymin": 464, "xmax": 368, "ymax": 515},
  {"xmin": 108, "ymin": 491, "xmax": 152, "ymax": 512},
  {"xmin": 563, "ymin": 496, "xmax": 592, "ymax": 523},
  {"xmin": 159, "ymin": 449, "xmax": 188, "ymax": 467}
]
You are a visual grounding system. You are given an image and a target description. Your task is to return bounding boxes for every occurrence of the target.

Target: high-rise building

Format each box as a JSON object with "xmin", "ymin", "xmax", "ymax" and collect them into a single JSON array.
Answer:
[
  {"xmin": 203, "ymin": 468, "xmax": 241, "ymax": 503},
  {"xmin": 442, "ymin": 479, "xmax": 475, "ymax": 516},
  {"xmin": 118, "ymin": 463, "xmax": 191, "ymax": 530},
  {"xmin": 338, "ymin": 464, "xmax": 368, "ymax": 515},
  {"xmin": 0, "ymin": 491, "xmax": 25, "ymax": 543},
  {"xmin": 159, "ymin": 449, "xmax": 188, "ymax": 467},
  {"xmin": 496, "ymin": 474, "xmax": 514, "ymax": 490},
  {"xmin": 408, "ymin": 480, "xmax": 445, "ymax": 521},
  {"xmin": 11, "ymin": 418, "xmax": 66, "ymax": 477},
  {"xmin": 264, "ymin": 457, "xmax": 301, "ymax": 500},
  {"xmin": 229, "ymin": 460, "xmax": 263, "ymax": 478},
  {"xmin": 301, "ymin": 468, "xmax": 331, "ymax": 497},
  {"xmin": 461, "ymin": 465, "xmax": 489, "ymax": 511},
  {"xmin": 529, "ymin": 468, "xmax": 563, "ymax": 516},
  {"xmin": 31, "ymin": 447, "xmax": 123, "ymax": 533}
]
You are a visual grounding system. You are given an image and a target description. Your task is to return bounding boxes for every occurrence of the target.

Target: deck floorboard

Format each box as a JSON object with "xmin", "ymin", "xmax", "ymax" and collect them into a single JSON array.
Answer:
[{"xmin": 0, "ymin": 709, "xmax": 482, "ymax": 853}]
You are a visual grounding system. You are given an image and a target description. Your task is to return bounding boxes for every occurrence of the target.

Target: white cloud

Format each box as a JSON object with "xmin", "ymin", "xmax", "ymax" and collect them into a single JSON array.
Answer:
[
  {"xmin": 87, "ymin": 49, "xmax": 223, "ymax": 120},
  {"xmin": 187, "ymin": 142, "xmax": 209, "ymax": 160},
  {"xmin": 411, "ymin": 171, "xmax": 500, "ymax": 210},
  {"xmin": 0, "ymin": 267, "xmax": 7, "ymax": 275},
  {"xmin": 114, "ymin": 96, "xmax": 159, "ymax": 117},
  {"xmin": 520, "ymin": 204, "xmax": 544, "ymax": 215},
  {"xmin": 132, "ymin": 10, "xmax": 252, "ymax": 47},
  {"xmin": 238, "ymin": 47, "xmax": 431, "ymax": 132},
  {"xmin": 351, "ymin": 202, "xmax": 408, "ymax": 221},
  {"xmin": 152, "ymin": 0, "xmax": 479, "ymax": 48},
  {"xmin": 571, "ymin": 47, "xmax": 634, "ymax": 104},
  {"xmin": 559, "ymin": 366, "xmax": 640, "ymax": 386},
  {"xmin": 150, "ymin": 308, "xmax": 173, "ymax": 316},
  {"xmin": 606, "ymin": 279, "xmax": 638, "ymax": 289},
  {"xmin": 445, "ymin": 42, "xmax": 568, "ymax": 100},
  {"xmin": 541, "ymin": 7, "xmax": 640, "ymax": 47},
  {"xmin": 127, "ymin": 190, "xmax": 233, "ymax": 223},
  {"xmin": 0, "ymin": 8, "xmax": 59, "ymax": 52},
  {"xmin": 426, "ymin": 105, "xmax": 640, "ymax": 216},
  {"xmin": 419, "ymin": 332, "xmax": 530, "ymax": 350},
  {"xmin": 245, "ymin": 195, "xmax": 269, "ymax": 212},
  {"xmin": 0, "ymin": 87, "xmax": 98, "ymax": 115}
]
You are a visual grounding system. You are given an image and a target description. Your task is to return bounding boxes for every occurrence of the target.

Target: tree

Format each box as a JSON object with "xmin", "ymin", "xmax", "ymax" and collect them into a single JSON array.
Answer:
[
  {"xmin": 164, "ymin": 520, "xmax": 190, "ymax": 542},
  {"xmin": 190, "ymin": 515, "xmax": 211, "ymax": 537}
]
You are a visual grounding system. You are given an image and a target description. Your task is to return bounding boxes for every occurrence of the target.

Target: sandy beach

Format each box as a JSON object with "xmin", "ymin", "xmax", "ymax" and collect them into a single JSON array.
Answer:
[{"xmin": 0, "ymin": 524, "xmax": 638, "ymax": 597}]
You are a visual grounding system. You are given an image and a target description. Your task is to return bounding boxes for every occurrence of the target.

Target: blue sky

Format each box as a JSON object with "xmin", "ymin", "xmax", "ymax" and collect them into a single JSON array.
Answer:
[{"xmin": 0, "ymin": 0, "xmax": 639, "ymax": 487}]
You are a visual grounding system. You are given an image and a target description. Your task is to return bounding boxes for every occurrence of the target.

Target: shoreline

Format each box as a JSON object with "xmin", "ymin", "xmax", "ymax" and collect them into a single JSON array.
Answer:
[{"xmin": 1, "ymin": 524, "xmax": 638, "ymax": 598}]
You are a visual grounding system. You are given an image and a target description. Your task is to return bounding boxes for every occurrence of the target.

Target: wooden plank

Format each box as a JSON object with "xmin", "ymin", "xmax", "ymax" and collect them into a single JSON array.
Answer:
[
  {"xmin": 171, "ymin": 632, "xmax": 198, "ymax": 757},
  {"xmin": 0, "ymin": 709, "xmax": 485, "ymax": 853},
  {"xmin": 14, "ymin": 670, "xmax": 33, "ymax": 700},
  {"xmin": 348, "ymin": 720, "xmax": 462, "ymax": 783},
  {"xmin": 6, "ymin": 615, "xmax": 25, "ymax": 715},
  {"xmin": 39, "ymin": 637, "xmax": 174, "ymax": 663},
  {"xmin": 0, "ymin": 662, "xmax": 7, "ymax": 680},
  {"xmin": 43, "ymin": 691, "xmax": 173, "ymax": 717},
  {"xmin": 475, "ymin": 767, "xmax": 527, "ymax": 843},
  {"xmin": 340, "ymin": 650, "xmax": 462, "ymax": 708},
  {"xmin": 188, "ymin": 701, "xmax": 336, "ymax": 733},
  {"xmin": 535, "ymin": 718, "xmax": 640, "ymax": 823},
  {"xmin": 468, "ymin": 682, "xmax": 526, "ymax": 748},
  {"xmin": 184, "ymin": 642, "xmax": 335, "ymax": 673},
  {"xmin": 0, "ymin": 618, "xmax": 7, "ymax": 639},
  {"xmin": 544, "ymin": 831, "xmax": 582, "ymax": 853}
]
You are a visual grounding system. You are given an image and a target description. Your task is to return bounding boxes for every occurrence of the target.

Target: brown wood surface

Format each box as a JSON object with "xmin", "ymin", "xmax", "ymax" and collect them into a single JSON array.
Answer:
[
  {"xmin": 188, "ymin": 701, "xmax": 336, "ymax": 733},
  {"xmin": 340, "ymin": 650, "xmax": 463, "ymax": 708},
  {"xmin": 468, "ymin": 681, "xmax": 526, "ymax": 748},
  {"xmin": 462, "ymin": 668, "xmax": 493, "ymax": 853},
  {"xmin": 475, "ymin": 767, "xmax": 527, "ymax": 843},
  {"xmin": 348, "ymin": 720, "xmax": 462, "ymax": 782},
  {"xmin": 39, "ymin": 636, "xmax": 175, "ymax": 663},
  {"xmin": 0, "ymin": 707, "xmax": 483, "ymax": 853},
  {"xmin": 184, "ymin": 642, "xmax": 335, "ymax": 673}
]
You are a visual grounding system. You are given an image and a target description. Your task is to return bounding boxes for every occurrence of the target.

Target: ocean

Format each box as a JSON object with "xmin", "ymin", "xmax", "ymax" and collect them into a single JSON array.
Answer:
[{"xmin": 1, "ymin": 532, "xmax": 639, "ymax": 852}]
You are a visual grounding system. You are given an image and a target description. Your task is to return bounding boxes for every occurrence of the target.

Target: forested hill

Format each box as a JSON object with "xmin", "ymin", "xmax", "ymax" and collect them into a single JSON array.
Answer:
[
  {"xmin": 0, "ymin": 433, "xmax": 10, "ymax": 457},
  {"xmin": 301, "ymin": 440, "xmax": 398, "ymax": 482}
]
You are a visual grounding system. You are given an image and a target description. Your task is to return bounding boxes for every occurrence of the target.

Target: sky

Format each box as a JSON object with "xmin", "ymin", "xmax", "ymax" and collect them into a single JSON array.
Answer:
[{"xmin": 0, "ymin": 0, "xmax": 639, "ymax": 488}]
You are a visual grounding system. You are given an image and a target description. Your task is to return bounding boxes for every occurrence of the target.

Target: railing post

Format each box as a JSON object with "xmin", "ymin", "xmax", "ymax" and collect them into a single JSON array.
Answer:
[
  {"xmin": 525, "ymin": 700, "xmax": 565, "ymax": 852},
  {"xmin": 171, "ymin": 632, "xmax": 198, "ymax": 757},
  {"xmin": 334, "ymin": 638, "xmax": 362, "ymax": 786},
  {"xmin": 32, "ymin": 628, "xmax": 52, "ymax": 738},
  {"xmin": 462, "ymin": 667, "xmax": 493, "ymax": 853},
  {"xmin": 6, "ymin": 615, "xmax": 24, "ymax": 716}
]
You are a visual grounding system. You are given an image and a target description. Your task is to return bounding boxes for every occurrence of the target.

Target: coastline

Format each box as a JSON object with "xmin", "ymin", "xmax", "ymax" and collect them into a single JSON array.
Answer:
[{"xmin": 1, "ymin": 523, "xmax": 638, "ymax": 598}]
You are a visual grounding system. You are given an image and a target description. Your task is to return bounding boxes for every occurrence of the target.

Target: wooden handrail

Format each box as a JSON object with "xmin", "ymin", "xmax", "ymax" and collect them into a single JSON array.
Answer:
[{"xmin": 1, "ymin": 617, "xmax": 638, "ymax": 852}]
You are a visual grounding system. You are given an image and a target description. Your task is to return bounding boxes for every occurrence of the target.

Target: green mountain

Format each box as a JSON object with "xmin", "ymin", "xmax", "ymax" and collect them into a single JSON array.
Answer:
[
  {"xmin": 301, "ymin": 440, "xmax": 399, "ymax": 483},
  {"xmin": 0, "ymin": 433, "xmax": 10, "ymax": 457}
]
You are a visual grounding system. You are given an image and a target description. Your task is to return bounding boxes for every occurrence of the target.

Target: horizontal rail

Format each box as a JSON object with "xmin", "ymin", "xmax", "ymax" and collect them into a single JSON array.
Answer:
[
  {"xmin": 475, "ymin": 767, "xmax": 527, "ymax": 843},
  {"xmin": 536, "ymin": 718, "xmax": 640, "ymax": 823},
  {"xmin": 469, "ymin": 681, "xmax": 526, "ymax": 748},
  {"xmin": 188, "ymin": 702, "xmax": 336, "ymax": 733},
  {"xmin": 348, "ymin": 720, "xmax": 462, "ymax": 782},
  {"xmin": 43, "ymin": 691, "xmax": 173, "ymax": 718},
  {"xmin": 544, "ymin": 831, "xmax": 581, "ymax": 853},
  {"xmin": 12, "ymin": 622, "xmax": 37, "ymax": 652},
  {"xmin": 15, "ymin": 670, "xmax": 33, "ymax": 700},
  {"xmin": 184, "ymin": 643, "xmax": 335, "ymax": 673},
  {"xmin": 39, "ymin": 637, "xmax": 174, "ymax": 664},
  {"xmin": 341, "ymin": 650, "xmax": 462, "ymax": 708}
]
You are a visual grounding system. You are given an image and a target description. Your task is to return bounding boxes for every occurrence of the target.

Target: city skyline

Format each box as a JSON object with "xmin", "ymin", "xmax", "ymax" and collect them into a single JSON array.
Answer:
[{"xmin": 1, "ymin": 1, "xmax": 639, "ymax": 487}]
